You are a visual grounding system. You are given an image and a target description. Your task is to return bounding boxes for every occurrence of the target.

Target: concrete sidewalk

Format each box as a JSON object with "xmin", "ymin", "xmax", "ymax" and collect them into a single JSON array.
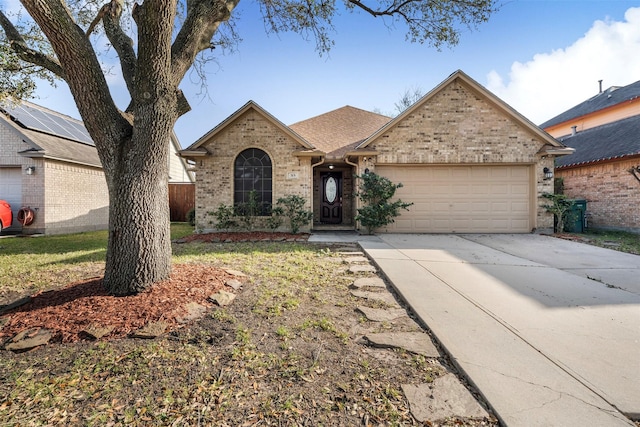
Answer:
[{"xmin": 360, "ymin": 234, "xmax": 640, "ymax": 426}]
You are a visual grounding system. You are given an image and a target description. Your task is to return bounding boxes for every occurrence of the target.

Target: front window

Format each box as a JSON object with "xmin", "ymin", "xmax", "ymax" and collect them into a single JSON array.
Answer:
[{"xmin": 234, "ymin": 148, "xmax": 272, "ymax": 215}]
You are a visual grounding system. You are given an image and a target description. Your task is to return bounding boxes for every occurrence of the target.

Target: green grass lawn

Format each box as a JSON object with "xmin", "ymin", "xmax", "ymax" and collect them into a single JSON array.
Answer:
[
  {"xmin": 581, "ymin": 229, "xmax": 640, "ymax": 255},
  {"xmin": 0, "ymin": 223, "xmax": 194, "ymax": 301},
  {"xmin": 1, "ymin": 224, "xmax": 637, "ymax": 425},
  {"xmin": 0, "ymin": 223, "xmax": 458, "ymax": 426}
]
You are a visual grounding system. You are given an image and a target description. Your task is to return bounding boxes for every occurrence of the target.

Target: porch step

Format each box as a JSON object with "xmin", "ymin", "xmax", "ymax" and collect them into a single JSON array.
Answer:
[{"xmin": 312, "ymin": 225, "xmax": 356, "ymax": 232}]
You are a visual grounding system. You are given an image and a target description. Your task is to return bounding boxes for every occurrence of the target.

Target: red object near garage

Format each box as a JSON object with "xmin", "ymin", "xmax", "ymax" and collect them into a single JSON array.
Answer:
[
  {"xmin": 0, "ymin": 200, "xmax": 13, "ymax": 230},
  {"xmin": 0, "ymin": 200, "xmax": 12, "ymax": 230},
  {"xmin": 17, "ymin": 207, "xmax": 35, "ymax": 226}
]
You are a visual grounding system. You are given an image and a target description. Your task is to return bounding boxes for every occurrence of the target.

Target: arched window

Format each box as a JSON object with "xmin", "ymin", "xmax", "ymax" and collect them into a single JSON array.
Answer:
[{"xmin": 234, "ymin": 148, "xmax": 272, "ymax": 215}]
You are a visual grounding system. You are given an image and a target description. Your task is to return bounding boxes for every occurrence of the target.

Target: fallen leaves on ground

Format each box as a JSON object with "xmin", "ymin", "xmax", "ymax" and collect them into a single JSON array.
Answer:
[{"xmin": 0, "ymin": 263, "xmax": 237, "ymax": 343}]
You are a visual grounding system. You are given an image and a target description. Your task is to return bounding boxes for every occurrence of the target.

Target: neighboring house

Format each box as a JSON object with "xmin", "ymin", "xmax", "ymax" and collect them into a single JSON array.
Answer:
[
  {"xmin": 180, "ymin": 70, "xmax": 572, "ymax": 234},
  {"xmin": 0, "ymin": 100, "xmax": 193, "ymax": 235},
  {"xmin": 541, "ymin": 80, "xmax": 640, "ymax": 233}
]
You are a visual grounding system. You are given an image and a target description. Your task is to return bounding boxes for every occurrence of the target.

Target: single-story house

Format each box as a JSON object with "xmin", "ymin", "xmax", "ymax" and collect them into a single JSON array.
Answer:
[
  {"xmin": 180, "ymin": 70, "xmax": 573, "ymax": 234},
  {"xmin": 541, "ymin": 80, "xmax": 640, "ymax": 233},
  {"xmin": 0, "ymin": 100, "xmax": 194, "ymax": 235}
]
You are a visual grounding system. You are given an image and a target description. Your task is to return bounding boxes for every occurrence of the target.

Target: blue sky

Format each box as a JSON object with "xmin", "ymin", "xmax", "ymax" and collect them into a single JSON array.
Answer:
[{"xmin": 12, "ymin": 0, "xmax": 640, "ymax": 147}]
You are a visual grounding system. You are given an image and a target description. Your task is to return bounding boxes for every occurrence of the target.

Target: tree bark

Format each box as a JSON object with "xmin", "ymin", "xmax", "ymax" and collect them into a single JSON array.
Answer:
[
  {"xmin": 104, "ymin": 118, "xmax": 173, "ymax": 295},
  {"xmin": 103, "ymin": 2, "xmax": 177, "ymax": 295}
]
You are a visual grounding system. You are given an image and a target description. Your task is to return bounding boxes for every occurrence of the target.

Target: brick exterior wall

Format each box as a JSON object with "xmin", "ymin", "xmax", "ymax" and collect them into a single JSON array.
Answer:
[
  {"xmin": 194, "ymin": 109, "xmax": 312, "ymax": 232},
  {"xmin": 0, "ymin": 122, "xmax": 30, "ymax": 165},
  {"xmin": 366, "ymin": 80, "xmax": 555, "ymax": 232},
  {"xmin": 557, "ymin": 158, "xmax": 640, "ymax": 232},
  {"xmin": 38, "ymin": 159, "xmax": 109, "ymax": 235},
  {"xmin": 1, "ymin": 119, "xmax": 109, "ymax": 235},
  {"xmin": 192, "ymin": 79, "xmax": 561, "ymax": 233}
]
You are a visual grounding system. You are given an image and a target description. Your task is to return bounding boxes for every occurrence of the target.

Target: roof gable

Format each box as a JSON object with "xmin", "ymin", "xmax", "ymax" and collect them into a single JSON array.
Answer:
[
  {"xmin": 358, "ymin": 70, "xmax": 563, "ymax": 150},
  {"xmin": 555, "ymin": 115, "xmax": 640, "ymax": 168},
  {"xmin": 182, "ymin": 101, "xmax": 313, "ymax": 154}
]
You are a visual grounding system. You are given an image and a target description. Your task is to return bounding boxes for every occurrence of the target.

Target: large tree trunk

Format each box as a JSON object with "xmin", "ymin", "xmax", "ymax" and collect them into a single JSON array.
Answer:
[
  {"xmin": 103, "ymin": 3, "xmax": 178, "ymax": 295},
  {"xmin": 15, "ymin": 0, "xmax": 233, "ymax": 295},
  {"xmin": 102, "ymin": 92, "xmax": 178, "ymax": 296}
]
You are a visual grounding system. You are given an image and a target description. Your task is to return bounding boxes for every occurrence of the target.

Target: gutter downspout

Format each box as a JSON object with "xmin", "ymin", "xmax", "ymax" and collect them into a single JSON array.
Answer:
[{"xmin": 310, "ymin": 157, "xmax": 325, "ymax": 229}]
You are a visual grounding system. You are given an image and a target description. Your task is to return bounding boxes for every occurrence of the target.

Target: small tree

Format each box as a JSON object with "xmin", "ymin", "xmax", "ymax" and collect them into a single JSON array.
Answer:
[
  {"xmin": 355, "ymin": 173, "xmax": 412, "ymax": 234},
  {"xmin": 542, "ymin": 193, "xmax": 576, "ymax": 233},
  {"xmin": 276, "ymin": 195, "xmax": 313, "ymax": 234}
]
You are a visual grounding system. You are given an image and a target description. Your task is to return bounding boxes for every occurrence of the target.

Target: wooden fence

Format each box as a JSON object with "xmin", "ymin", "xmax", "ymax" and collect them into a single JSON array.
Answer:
[{"xmin": 169, "ymin": 183, "xmax": 195, "ymax": 222}]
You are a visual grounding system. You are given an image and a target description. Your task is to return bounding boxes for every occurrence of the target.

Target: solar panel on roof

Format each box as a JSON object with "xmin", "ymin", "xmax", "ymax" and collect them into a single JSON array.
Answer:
[{"xmin": 2, "ymin": 102, "xmax": 94, "ymax": 145}]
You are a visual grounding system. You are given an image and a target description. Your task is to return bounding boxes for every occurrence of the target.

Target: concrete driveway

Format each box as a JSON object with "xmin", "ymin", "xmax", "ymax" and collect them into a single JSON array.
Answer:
[{"xmin": 359, "ymin": 234, "xmax": 640, "ymax": 426}]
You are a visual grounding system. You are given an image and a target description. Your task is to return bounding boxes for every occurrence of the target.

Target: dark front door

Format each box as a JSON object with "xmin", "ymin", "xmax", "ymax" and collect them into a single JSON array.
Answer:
[{"xmin": 321, "ymin": 172, "xmax": 342, "ymax": 224}]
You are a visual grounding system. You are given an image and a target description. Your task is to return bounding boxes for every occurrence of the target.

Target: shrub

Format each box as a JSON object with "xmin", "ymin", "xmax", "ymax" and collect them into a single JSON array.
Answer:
[
  {"xmin": 266, "ymin": 206, "xmax": 284, "ymax": 231},
  {"xmin": 211, "ymin": 203, "xmax": 238, "ymax": 231},
  {"xmin": 275, "ymin": 195, "xmax": 313, "ymax": 234},
  {"xmin": 355, "ymin": 172, "xmax": 412, "ymax": 234},
  {"xmin": 186, "ymin": 208, "xmax": 196, "ymax": 226},
  {"xmin": 234, "ymin": 190, "xmax": 261, "ymax": 231},
  {"xmin": 542, "ymin": 193, "xmax": 576, "ymax": 233}
]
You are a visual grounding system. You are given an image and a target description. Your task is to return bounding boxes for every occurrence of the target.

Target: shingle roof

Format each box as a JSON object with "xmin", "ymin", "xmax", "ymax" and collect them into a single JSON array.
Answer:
[
  {"xmin": 541, "ymin": 80, "xmax": 640, "ymax": 128},
  {"xmin": 289, "ymin": 106, "xmax": 391, "ymax": 159},
  {"xmin": 555, "ymin": 115, "xmax": 640, "ymax": 168},
  {"xmin": 17, "ymin": 127, "xmax": 102, "ymax": 167}
]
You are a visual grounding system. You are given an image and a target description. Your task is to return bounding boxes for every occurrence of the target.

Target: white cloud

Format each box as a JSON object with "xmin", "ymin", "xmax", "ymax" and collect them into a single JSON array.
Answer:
[{"xmin": 487, "ymin": 7, "xmax": 640, "ymax": 125}]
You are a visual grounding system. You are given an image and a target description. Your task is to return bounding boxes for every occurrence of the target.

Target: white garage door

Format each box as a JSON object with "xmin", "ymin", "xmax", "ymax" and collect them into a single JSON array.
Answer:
[
  {"xmin": 0, "ymin": 167, "xmax": 22, "ymax": 229},
  {"xmin": 376, "ymin": 165, "xmax": 532, "ymax": 233}
]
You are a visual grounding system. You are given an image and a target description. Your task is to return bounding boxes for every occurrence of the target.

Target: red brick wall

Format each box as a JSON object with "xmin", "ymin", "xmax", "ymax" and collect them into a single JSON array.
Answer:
[{"xmin": 556, "ymin": 158, "xmax": 640, "ymax": 232}]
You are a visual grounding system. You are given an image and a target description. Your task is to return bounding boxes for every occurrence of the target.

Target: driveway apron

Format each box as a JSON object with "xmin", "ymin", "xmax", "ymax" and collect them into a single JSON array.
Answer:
[{"xmin": 359, "ymin": 234, "xmax": 640, "ymax": 427}]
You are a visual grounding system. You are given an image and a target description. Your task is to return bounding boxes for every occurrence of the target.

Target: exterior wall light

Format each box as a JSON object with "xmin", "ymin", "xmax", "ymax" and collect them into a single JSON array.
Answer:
[
  {"xmin": 328, "ymin": 164, "xmax": 334, "ymax": 170},
  {"xmin": 543, "ymin": 167, "xmax": 553, "ymax": 180},
  {"xmin": 25, "ymin": 166, "xmax": 35, "ymax": 175}
]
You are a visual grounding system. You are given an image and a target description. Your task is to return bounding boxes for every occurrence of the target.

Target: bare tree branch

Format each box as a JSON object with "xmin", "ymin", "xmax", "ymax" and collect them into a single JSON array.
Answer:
[
  {"xmin": 0, "ymin": 11, "xmax": 66, "ymax": 79},
  {"xmin": 345, "ymin": 0, "xmax": 497, "ymax": 47},
  {"xmin": 99, "ymin": 1, "xmax": 137, "ymax": 96},
  {"xmin": 19, "ymin": 0, "xmax": 131, "ymax": 173},
  {"xmin": 171, "ymin": 0, "xmax": 239, "ymax": 85}
]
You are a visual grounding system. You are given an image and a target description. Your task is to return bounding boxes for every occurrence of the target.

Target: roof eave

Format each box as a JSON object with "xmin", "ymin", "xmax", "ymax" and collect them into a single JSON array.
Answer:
[
  {"xmin": 19, "ymin": 151, "xmax": 102, "ymax": 168},
  {"xmin": 294, "ymin": 149, "xmax": 325, "ymax": 158},
  {"xmin": 178, "ymin": 149, "xmax": 209, "ymax": 158},
  {"xmin": 538, "ymin": 145, "xmax": 576, "ymax": 157},
  {"xmin": 344, "ymin": 150, "xmax": 379, "ymax": 158},
  {"xmin": 557, "ymin": 152, "xmax": 640, "ymax": 170}
]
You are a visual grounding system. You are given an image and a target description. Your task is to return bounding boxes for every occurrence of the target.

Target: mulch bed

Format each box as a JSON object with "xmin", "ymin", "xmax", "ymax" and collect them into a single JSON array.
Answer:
[
  {"xmin": 0, "ymin": 263, "xmax": 238, "ymax": 344},
  {"xmin": 0, "ymin": 232, "xmax": 312, "ymax": 347},
  {"xmin": 177, "ymin": 231, "xmax": 309, "ymax": 243}
]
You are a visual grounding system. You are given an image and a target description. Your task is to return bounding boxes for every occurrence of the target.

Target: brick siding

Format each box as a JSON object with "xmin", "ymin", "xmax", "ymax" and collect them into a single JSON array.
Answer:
[
  {"xmin": 2, "ymin": 119, "xmax": 109, "ymax": 235},
  {"xmin": 557, "ymin": 158, "xmax": 640, "ymax": 232},
  {"xmin": 194, "ymin": 109, "xmax": 312, "ymax": 232},
  {"xmin": 368, "ymin": 80, "xmax": 555, "ymax": 231}
]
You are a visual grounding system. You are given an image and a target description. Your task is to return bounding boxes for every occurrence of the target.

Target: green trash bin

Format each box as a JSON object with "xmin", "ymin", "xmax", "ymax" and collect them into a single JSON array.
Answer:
[{"xmin": 564, "ymin": 199, "xmax": 587, "ymax": 233}]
